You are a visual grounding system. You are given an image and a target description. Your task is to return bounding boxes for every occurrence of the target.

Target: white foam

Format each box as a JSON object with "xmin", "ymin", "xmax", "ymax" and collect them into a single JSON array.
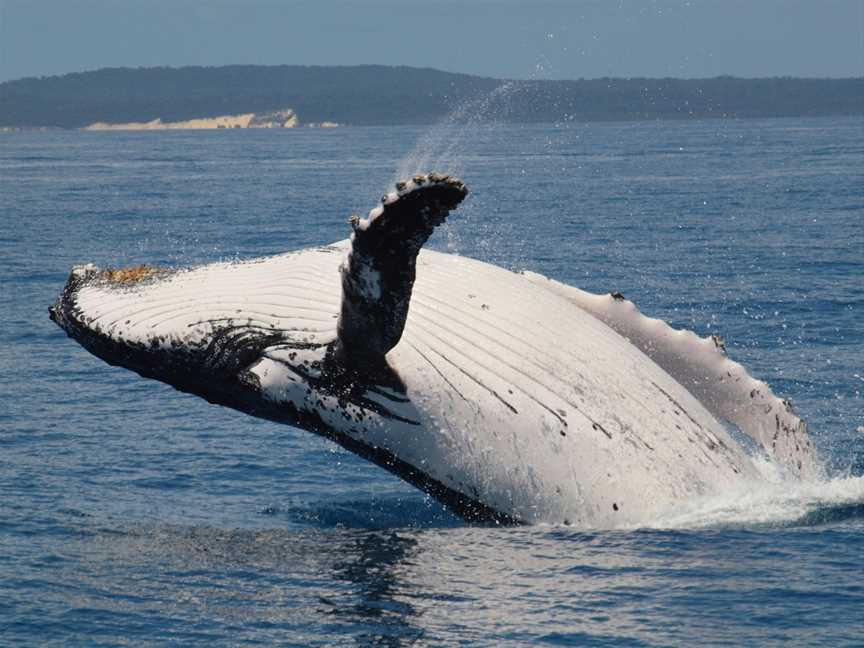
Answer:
[{"xmin": 644, "ymin": 472, "xmax": 864, "ymax": 529}]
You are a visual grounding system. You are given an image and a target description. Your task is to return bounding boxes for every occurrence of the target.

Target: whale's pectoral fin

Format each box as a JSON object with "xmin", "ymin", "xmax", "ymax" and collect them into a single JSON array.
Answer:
[{"xmin": 333, "ymin": 173, "xmax": 468, "ymax": 370}]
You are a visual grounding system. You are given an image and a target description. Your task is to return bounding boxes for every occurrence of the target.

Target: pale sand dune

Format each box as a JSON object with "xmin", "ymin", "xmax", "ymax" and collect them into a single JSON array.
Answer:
[{"xmin": 85, "ymin": 109, "xmax": 298, "ymax": 131}]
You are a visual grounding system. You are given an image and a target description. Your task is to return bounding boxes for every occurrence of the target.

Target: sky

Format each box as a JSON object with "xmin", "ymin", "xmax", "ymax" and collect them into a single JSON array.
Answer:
[{"xmin": 0, "ymin": 0, "xmax": 862, "ymax": 83}]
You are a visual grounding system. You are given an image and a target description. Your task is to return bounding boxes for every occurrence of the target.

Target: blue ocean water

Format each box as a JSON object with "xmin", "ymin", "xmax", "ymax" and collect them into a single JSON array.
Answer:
[{"xmin": 1, "ymin": 117, "xmax": 863, "ymax": 646}]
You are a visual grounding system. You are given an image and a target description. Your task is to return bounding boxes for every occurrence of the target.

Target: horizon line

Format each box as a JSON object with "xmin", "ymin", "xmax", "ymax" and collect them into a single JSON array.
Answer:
[{"xmin": 3, "ymin": 63, "xmax": 863, "ymax": 86}]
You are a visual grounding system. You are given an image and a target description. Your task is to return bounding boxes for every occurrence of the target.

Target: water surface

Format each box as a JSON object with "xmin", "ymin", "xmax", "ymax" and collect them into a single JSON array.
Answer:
[{"xmin": 1, "ymin": 118, "xmax": 862, "ymax": 646}]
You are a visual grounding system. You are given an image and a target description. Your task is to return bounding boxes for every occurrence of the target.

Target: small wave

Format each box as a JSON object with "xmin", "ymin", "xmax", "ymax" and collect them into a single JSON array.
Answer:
[{"xmin": 267, "ymin": 495, "xmax": 462, "ymax": 530}]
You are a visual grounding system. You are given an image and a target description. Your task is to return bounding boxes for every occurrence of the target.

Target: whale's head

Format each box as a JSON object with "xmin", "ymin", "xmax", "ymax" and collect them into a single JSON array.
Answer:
[
  {"xmin": 48, "ymin": 173, "xmax": 468, "ymax": 433},
  {"xmin": 47, "ymin": 248, "xmax": 349, "ymax": 419},
  {"xmin": 45, "ymin": 175, "xmax": 508, "ymax": 523}
]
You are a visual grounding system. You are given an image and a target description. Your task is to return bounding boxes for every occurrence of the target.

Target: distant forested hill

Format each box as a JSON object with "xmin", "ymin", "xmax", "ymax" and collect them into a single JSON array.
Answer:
[{"xmin": 1, "ymin": 65, "xmax": 861, "ymax": 128}]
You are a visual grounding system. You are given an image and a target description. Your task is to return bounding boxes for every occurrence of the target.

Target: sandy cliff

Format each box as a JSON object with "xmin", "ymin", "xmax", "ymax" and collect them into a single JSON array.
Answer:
[{"xmin": 85, "ymin": 109, "xmax": 298, "ymax": 131}]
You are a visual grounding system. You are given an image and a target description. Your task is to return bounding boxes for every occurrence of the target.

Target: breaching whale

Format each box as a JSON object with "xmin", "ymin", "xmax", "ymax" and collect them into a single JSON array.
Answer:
[{"xmin": 49, "ymin": 174, "xmax": 820, "ymax": 526}]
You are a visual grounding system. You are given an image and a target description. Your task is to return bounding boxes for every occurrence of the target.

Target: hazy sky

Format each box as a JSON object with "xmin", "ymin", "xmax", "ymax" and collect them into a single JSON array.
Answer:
[{"xmin": 1, "ymin": 0, "xmax": 862, "ymax": 83}]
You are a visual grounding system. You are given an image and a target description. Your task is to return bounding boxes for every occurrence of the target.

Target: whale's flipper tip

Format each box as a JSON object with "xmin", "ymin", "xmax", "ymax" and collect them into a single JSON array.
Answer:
[
  {"xmin": 353, "ymin": 173, "xmax": 468, "ymax": 241},
  {"xmin": 335, "ymin": 173, "xmax": 469, "ymax": 367}
]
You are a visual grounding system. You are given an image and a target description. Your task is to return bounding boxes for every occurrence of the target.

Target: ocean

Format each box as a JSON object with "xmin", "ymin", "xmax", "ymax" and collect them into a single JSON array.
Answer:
[{"xmin": 1, "ymin": 117, "xmax": 862, "ymax": 646}]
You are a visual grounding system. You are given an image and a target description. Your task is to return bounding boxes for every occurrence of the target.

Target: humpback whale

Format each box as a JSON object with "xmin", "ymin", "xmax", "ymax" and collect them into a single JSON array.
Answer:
[{"xmin": 49, "ymin": 174, "xmax": 819, "ymax": 526}]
